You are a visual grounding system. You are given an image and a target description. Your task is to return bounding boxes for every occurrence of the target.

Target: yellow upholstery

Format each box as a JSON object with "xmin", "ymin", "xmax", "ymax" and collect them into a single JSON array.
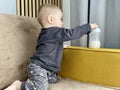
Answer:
[{"xmin": 60, "ymin": 46, "xmax": 120, "ymax": 87}]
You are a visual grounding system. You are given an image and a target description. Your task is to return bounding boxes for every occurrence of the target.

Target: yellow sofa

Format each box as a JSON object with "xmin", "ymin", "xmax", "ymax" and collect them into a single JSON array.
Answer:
[{"xmin": 60, "ymin": 46, "xmax": 120, "ymax": 87}]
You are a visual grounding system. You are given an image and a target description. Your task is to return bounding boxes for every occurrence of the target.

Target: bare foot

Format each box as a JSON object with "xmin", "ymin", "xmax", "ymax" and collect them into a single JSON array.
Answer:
[{"xmin": 4, "ymin": 80, "xmax": 22, "ymax": 90}]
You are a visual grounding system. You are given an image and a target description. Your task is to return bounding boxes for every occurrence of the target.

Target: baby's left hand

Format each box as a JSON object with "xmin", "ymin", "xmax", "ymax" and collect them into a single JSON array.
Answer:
[{"xmin": 90, "ymin": 23, "xmax": 98, "ymax": 30}]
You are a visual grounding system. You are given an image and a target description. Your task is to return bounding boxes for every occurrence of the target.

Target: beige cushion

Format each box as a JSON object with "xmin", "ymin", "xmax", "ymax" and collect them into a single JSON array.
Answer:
[
  {"xmin": 49, "ymin": 77, "xmax": 115, "ymax": 90},
  {"xmin": 0, "ymin": 14, "xmax": 41, "ymax": 89}
]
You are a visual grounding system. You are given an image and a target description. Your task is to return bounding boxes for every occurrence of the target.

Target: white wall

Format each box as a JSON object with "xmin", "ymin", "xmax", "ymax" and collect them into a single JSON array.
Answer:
[{"xmin": 0, "ymin": 0, "xmax": 16, "ymax": 15}]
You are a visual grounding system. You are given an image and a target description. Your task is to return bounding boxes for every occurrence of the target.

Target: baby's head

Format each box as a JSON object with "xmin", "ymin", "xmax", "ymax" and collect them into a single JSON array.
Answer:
[{"xmin": 38, "ymin": 4, "xmax": 63, "ymax": 28}]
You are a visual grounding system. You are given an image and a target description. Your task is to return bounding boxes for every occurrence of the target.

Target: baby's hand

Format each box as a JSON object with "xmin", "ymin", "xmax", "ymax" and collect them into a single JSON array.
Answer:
[
  {"xmin": 63, "ymin": 45, "xmax": 69, "ymax": 48},
  {"xmin": 90, "ymin": 23, "xmax": 98, "ymax": 30}
]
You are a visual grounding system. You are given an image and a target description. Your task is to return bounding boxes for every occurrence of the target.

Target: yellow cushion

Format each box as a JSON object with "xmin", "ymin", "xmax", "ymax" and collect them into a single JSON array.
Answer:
[{"xmin": 60, "ymin": 46, "xmax": 120, "ymax": 87}]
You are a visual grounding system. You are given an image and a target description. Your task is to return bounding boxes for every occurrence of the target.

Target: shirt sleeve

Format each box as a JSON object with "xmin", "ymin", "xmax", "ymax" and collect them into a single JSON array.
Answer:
[{"xmin": 55, "ymin": 24, "xmax": 91, "ymax": 42}]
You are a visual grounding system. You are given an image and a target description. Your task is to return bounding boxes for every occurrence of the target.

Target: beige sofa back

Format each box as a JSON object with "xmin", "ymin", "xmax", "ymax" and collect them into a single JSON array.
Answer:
[{"xmin": 0, "ymin": 14, "xmax": 41, "ymax": 89}]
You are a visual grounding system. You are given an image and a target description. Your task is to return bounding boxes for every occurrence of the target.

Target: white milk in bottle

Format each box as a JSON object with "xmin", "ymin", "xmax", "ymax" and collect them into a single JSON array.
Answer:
[{"xmin": 89, "ymin": 28, "xmax": 101, "ymax": 48}]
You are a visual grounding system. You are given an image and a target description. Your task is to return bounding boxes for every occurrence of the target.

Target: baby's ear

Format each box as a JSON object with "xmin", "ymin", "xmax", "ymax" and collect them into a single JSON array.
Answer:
[{"xmin": 47, "ymin": 15, "xmax": 53, "ymax": 24}]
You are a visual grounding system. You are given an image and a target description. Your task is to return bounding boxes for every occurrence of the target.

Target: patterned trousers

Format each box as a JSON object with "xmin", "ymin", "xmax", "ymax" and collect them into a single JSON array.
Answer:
[{"xmin": 22, "ymin": 63, "xmax": 58, "ymax": 90}]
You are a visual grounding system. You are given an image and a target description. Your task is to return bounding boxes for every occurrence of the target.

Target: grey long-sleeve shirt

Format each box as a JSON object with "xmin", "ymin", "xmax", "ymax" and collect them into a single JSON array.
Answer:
[{"xmin": 31, "ymin": 24, "xmax": 91, "ymax": 73}]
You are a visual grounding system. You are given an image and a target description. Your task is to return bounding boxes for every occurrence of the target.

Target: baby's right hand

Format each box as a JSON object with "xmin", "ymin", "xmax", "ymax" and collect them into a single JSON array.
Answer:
[{"xmin": 90, "ymin": 23, "xmax": 98, "ymax": 30}]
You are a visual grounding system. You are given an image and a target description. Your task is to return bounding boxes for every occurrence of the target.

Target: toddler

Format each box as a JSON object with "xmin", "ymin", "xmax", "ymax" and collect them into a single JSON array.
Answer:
[{"xmin": 4, "ymin": 4, "xmax": 98, "ymax": 90}]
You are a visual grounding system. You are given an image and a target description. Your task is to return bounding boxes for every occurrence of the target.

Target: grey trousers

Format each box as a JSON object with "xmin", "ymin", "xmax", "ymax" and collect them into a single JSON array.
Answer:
[{"xmin": 24, "ymin": 63, "xmax": 58, "ymax": 90}]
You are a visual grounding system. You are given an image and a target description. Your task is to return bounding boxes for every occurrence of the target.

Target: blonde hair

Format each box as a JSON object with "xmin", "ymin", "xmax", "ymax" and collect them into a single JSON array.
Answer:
[{"xmin": 38, "ymin": 4, "xmax": 61, "ymax": 27}]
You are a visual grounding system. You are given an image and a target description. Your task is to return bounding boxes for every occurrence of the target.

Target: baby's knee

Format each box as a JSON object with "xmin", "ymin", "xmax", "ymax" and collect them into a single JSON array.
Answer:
[
  {"xmin": 13, "ymin": 80, "xmax": 22, "ymax": 90},
  {"xmin": 14, "ymin": 80, "xmax": 21, "ymax": 85}
]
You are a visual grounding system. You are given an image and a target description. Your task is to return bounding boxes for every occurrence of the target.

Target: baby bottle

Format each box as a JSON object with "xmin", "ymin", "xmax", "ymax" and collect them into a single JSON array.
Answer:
[{"xmin": 89, "ymin": 28, "xmax": 101, "ymax": 48}]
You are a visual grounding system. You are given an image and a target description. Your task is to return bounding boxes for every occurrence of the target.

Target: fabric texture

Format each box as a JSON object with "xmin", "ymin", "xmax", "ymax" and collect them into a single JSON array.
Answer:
[
  {"xmin": 21, "ymin": 63, "xmax": 58, "ymax": 90},
  {"xmin": 49, "ymin": 78, "xmax": 116, "ymax": 90},
  {"xmin": 0, "ymin": 14, "xmax": 41, "ymax": 89},
  {"xmin": 21, "ymin": 63, "xmax": 48, "ymax": 90},
  {"xmin": 60, "ymin": 46, "xmax": 120, "ymax": 88}
]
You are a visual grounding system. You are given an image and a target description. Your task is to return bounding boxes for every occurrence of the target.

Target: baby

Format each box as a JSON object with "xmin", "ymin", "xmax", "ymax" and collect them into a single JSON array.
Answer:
[{"xmin": 4, "ymin": 4, "xmax": 98, "ymax": 90}]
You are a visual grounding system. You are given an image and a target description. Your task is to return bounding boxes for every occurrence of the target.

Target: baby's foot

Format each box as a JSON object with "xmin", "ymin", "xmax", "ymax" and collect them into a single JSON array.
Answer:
[{"xmin": 4, "ymin": 80, "xmax": 22, "ymax": 90}]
